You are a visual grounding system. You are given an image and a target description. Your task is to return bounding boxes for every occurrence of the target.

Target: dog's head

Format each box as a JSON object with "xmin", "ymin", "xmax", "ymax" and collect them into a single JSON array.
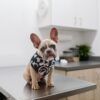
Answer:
[{"xmin": 30, "ymin": 28, "xmax": 58, "ymax": 60}]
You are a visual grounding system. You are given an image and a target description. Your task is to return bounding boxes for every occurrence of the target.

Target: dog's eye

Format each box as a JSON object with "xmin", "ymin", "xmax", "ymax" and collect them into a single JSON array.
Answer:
[
  {"xmin": 49, "ymin": 45, "xmax": 56, "ymax": 50},
  {"xmin": 40, "ymin": 46, "xmax": 47, "ymax": 52}
]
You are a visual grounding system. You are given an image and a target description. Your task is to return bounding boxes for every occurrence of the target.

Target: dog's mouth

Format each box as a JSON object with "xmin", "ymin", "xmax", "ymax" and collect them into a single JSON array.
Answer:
[{"xmin": 46, "ymin": 52, "xmax": 56, "ymax": 58}]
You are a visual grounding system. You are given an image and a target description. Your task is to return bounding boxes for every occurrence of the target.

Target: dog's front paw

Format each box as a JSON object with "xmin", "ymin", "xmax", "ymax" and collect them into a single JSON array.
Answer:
[
  {"xmin": 32, "ymin": 83, "xmax": 40, "ymax": 90},
  {"xmin": 47, "ymin": 82, "xmax": 54, "ymax": 87}
]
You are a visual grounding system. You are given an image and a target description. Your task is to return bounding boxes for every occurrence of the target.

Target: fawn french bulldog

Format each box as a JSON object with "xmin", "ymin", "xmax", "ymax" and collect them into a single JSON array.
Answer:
[{"xmin": 23, "ymin": 28, "xmax": 58, "ymax": 89}]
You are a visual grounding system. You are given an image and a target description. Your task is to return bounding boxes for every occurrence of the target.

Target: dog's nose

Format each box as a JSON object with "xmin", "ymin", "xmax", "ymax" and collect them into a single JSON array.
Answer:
[{"xmin": 47, "ymin": 50, "xmax": 51, "ymax": 54}]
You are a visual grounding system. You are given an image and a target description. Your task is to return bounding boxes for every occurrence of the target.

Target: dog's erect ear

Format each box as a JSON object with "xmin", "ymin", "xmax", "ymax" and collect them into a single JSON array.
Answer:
[
  {"xmin": 50, "ymin": 28, "xmax": 58, "ymax": 43},
  {"xmin": 30, "ymin": 33, "xmax": 41, "ymax": 48}
]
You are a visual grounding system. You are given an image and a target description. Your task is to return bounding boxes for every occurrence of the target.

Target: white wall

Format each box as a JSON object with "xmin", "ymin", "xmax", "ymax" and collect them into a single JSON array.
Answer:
[
  {"xmin": 81, "ymin": 31, "xmax": 98, "ymax": 56},
  {"xmin": 0, "ymin": 0, "xmax": 40, "ymax": 66}
]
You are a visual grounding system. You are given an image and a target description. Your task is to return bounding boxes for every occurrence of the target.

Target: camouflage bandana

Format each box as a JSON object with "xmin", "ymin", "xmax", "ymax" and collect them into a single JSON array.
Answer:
[{"xmin": 30, "ymin": 52, "xmax": 55, "ymax": 77}]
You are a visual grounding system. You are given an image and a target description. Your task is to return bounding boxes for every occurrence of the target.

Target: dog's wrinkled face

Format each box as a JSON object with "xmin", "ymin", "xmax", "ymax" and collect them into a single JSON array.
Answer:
[
  {"xmin": 30, "ymin": 27, "xmax": 58, "ymax": 60},
  {"xmin": 38, "ymin": 39, "xmax": 57, "ymax": 59}
]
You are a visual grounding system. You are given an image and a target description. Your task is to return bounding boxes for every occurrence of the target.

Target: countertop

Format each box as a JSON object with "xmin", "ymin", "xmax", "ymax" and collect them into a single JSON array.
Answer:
[
  {"xmin": 0, "ymin": 66, "xmax": 96, "ymax": 100},
  {"xmin": 55, "ymin": 61, "xmax": 100, "ymax": 71}
]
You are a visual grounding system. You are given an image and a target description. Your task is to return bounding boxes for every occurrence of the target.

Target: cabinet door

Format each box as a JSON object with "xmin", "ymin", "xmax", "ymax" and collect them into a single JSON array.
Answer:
[
  {"xmin": 67, "ymin": 69, "xmax": 99, "ymax": 100},
  {"xmin": 76, "ymin": 0, "xmax": 97, "ymax": 30},
  {"xmin": 52, "ymin": 0, "xmax": 76, "ymax": 28}
]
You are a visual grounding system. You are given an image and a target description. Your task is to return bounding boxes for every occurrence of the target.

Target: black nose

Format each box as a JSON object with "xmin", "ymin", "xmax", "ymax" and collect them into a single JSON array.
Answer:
[{"xmin": 47, "ymin": 50, "xmax": 51, "ymax": 54}]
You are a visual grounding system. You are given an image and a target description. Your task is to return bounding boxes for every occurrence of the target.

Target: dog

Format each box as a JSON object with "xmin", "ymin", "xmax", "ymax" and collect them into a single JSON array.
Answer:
[{"xmin": 23, "ymin": 28, "xmax": 58, "ymax": 89}]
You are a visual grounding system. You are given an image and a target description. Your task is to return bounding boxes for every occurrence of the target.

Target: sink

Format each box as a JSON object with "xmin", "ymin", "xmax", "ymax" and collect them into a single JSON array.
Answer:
[{"xmin": 0, "ymin": 87, "xmax": 15, "ymax": 100}]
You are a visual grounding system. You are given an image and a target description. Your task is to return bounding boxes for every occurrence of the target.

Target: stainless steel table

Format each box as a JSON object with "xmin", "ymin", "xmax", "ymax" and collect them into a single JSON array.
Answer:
[{"xmin": 0, "ymin": 66, "xmax": 96, "ymax": 100}]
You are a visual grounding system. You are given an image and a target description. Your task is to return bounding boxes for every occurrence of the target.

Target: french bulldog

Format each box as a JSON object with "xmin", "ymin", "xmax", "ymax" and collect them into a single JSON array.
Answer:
[{"xmin": 23, "ymin": 28, "xmax": 58, "ymax": 89}]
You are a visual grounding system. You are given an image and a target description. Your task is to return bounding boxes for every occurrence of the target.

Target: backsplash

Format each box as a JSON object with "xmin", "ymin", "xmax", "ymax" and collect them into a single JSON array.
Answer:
[{"xmin": 39, "ymin": 28, "xmax": 84, "ymax": 55}]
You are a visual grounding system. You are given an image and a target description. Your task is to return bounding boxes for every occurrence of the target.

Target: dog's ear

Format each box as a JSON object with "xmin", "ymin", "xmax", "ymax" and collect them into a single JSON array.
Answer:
[
  {"xmin": 30, "ymin": 33, "xmax": 41, "ymax": 48},
  {"xmin": 50, "ymin": 27, "xmax": 58, "ymax": 43}
]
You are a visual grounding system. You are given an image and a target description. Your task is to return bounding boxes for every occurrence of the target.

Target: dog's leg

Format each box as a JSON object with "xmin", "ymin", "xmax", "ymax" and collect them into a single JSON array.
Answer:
[
  {"xmin": 23, "ymin": 64, "xmax": 32, "ymax": 84},
  {"xmin": 23, "ymin": 72, "xmax": 31, "ymax": 84},
  {"xmin": 30, "ymin": 66, "xmax": 40, "ymax": 89},
  {"xmin": 47, "ymin": 68, "xmax": 54, "ymax": 87}
]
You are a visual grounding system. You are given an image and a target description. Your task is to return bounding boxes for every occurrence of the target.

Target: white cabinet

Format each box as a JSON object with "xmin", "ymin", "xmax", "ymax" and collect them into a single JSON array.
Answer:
[
  {"xmin": 75, "ymin": 0, "xmax": 98, "ymax": 30},
  {"xmin": 38, "ymin": 0, "xmax": 98, "ymax": 30},
  {"xmin": 52, "ymin": 0, "xmax": 76, "ymax": 28}
]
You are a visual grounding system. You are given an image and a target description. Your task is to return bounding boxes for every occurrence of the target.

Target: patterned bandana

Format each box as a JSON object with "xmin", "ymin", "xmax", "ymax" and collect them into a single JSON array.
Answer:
[{"xmin": 30, "ymin": 52, "xmax": 56, "ymax": 77}]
